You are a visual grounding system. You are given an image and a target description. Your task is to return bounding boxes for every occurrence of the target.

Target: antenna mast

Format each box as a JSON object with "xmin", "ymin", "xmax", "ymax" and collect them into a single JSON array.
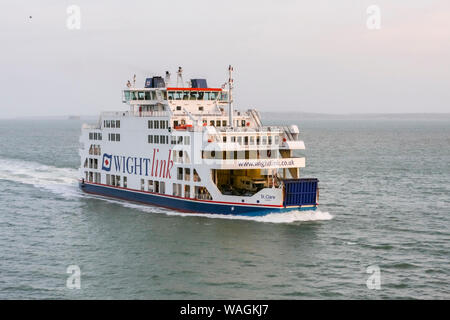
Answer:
[
  {"xmin": 176, "ymin": 67, "xmax": 184, "ymax": 87},
  {"xmin": 228, "ymin": 65, "xmax": 234, "ymax": 128}
]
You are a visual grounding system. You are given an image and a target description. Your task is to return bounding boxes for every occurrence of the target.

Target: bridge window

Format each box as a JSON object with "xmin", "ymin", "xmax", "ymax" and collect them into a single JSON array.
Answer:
[
  {"xmin": 189, "ymin": 92, "xmax": 198, "ymax": 100},
  {"xmin": 183, "ymin": 91, "xmax": 189, "ymax": 100},
  {"xmin": 168, "ymin": 91, "xmax": 174, "ymax": 100},
  {"xmin": 198, "ymin": 92, "xmax": 204, "ymax": 100},
  {"xmin": 204, "ymin": 92, "xmax": 210, "ymax": 100},
  {"xmin": 131, "ymin": 91, "xmax": 137, "ymax": 100},
  {"xmin": 175, "ymin": 91, "xmax": 183, "ymax": 100},
  {"xmin": 138, "ymin": 92, "xmax": 145, "ymax": 100},
  {"xmin": 222, "ymin": 120, "xmax": 227, "ymax": 127}
]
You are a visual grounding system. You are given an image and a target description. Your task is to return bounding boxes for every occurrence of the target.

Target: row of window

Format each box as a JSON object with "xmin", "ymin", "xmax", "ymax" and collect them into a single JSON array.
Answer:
[
  {"xmin": 88, "ymin": 144, "xmax": 101, "ymax": 155},
  {"xmin": 221, "ymin": 135, "xmax": 280, "ymax": 145},
  {"xmin": 106, "ymin": 174, "xmax": 127, "ymax": 188},
  {"xmin": 84, "ymin": 172, "xmax": 208, "ymax": 199},
  {"xmin": 89, "ymin": 132, "xmax": 102, "ymax": 140},
  {"xmin": 108, "ymin": 133, "xmax": 120, "ymax": 142},
  {"xmin": 148, "ymin": 120, "xmax": 169, "ymax": 129},
  {"xmin": 85, "ymin": 171, "xmax": 101, "ymax": 183},
  {"xmin": 147, "ymin": 135, "xmax": 191, "ymax": 145},
  {"xmin": 168, "ymin": 91, "xmax": 227, "ymax": 101},
  {"xmin": 125, "ymin": 90, "xmax": 166, "ymax": 101},
  {"xmin": 103, "ymin": 120, "xmax": 121, "ymax": 128},
  {"xmin": 176, "ymin": 167, "xmax": 201, "ymax": 182},
  {"xmin": 148, "ymin": 135, "xmax": 169, "ymax": 144},
  {"xmin": 84, "ymin": 158, "xmax": 99, "ymax": 169},
  {"xmin": 140, "ymin": 179, "xmax": 166, "ymax": 194},
  {"xmin": 202, "ymin": 150, "xmax": 280, "ymax": 160}
]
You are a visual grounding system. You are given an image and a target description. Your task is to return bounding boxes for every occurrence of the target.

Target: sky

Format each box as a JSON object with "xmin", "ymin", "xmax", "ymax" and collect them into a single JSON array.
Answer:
[{"xmin": 0, "ymin": 0, "xmax": 449, "ymax": 118}]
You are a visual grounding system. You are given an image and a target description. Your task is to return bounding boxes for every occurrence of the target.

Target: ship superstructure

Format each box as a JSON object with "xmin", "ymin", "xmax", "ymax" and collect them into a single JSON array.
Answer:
[{"xmin": 79, "ymin": 66, "xmax": 318, "ymax": 216}]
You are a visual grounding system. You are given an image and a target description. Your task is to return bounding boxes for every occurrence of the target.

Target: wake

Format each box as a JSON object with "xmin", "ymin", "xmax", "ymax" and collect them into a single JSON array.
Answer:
[{"xmin": 0, "ymin": 157, "xmax": 333, "ymax": 223}]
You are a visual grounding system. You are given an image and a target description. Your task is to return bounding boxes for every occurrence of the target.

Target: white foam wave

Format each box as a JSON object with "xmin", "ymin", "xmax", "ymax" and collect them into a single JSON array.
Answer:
[
  {"xmin": 118, "ymin": 201, "xmax": 333, "ymax": 223},
  {"xmin": 0, "ymin": 157, "xmax": 79, "ymax": 197}
]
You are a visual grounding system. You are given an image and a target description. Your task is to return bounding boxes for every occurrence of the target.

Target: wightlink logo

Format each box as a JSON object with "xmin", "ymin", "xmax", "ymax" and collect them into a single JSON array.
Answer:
[{"xmin": 101, "ymin": 149, "xmax": 173, "ymax": 178}]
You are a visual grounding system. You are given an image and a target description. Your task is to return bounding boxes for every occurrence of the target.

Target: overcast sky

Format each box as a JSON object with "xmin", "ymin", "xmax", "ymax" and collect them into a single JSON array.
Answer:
[{"xmin": 1, "ymin": 0, "xmax": 449, "ymax": 118}]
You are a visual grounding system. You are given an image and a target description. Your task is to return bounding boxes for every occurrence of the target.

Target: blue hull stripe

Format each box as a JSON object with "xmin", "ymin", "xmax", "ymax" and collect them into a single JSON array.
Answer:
[{"xmin": 79, "ymin": 182, "xmax": 317, "ymax": 216}]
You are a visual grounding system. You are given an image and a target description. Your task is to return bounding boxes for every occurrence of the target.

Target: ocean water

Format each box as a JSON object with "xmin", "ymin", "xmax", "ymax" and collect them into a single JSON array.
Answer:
[{"xmin": 0, "ymin": 115, "xmax": 449, "ymax": 299}]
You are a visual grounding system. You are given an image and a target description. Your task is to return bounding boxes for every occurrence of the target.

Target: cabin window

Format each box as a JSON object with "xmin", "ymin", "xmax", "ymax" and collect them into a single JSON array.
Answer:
[
  {"xmin": 250, "ymin": 136, "xmax": 255, "ymax": 145},
  {"xmin": 185, "ymin": 185, "xmax": 191, "ymax": 198},
  {"xmin": 151, "ymin": 91, "xmax": 157, "ymax": 100},
  {"xmin": 237, "ymin": 136, "xmax": 242, "ymax": 145},
  {"xmin": 198, "ymin": 92, "xmax": 204, "ymax": 100},
  {"xmin": 106, "ymin": 120, "xmax": 111, "ymax": 128},
  {"xmin": 222, "ymin": 120, "xmax": 227, "ymax": 127},
  {"xmin": 176, "ymin": 106, "xmax": 182, "ymax": 111},
  {"xmin": 241, "ymin": 120, "xmax": 246, "ymax": 127},
  {"xmin": 131, "ymin": 91, "xmax": 137, "ymax": 100},
  {"xmin": 268, "ymin": 136, "xmax": 273, "ymax": 145},
  {"xmin": 106, "ymin": 174, "xmax": 110, "ymax": 185},
  {"xmin": 184, "ymin": 168, "xmax": 190, "ymax": 181},
  {"xmin": 154, "ymin": 135, "xmax": 159, "ymax": 144},
  {"xmin": 216, "ymin": 120, "xmax": 221, "ymax": 127},
  {"xmin": 168, "ymin": 91, "xmax": 174, "ymax": 100},
  {"xmin": 177, "ymin": 136, "xmax": 183, "ymax": 144},
  {"xmin": 193, "ymin": 169, "xmax": 201, "ymax": 182},
  {"xmin": 177, "ymin": 167, "xmax": 183, "ymax": 180},
  {"xmin": 184, "ymin": 136, "xmax": 190, "ymax": 145},
  {"xmin": 198, "ymin": 106, "xmax": 204, "ymax": 111},
  {"xmin": 148, "ymin": 135, "xmax": 153, "ymax": 143},
  {"xmin": 162, "ymin": 91, "xmax": 167, "ymax": 100},
  {"xmin": 244, "ymin": 136, "xmax": 249, "ymax": 145},
  {"xmin": 262, "ymin": 136, "xmax": 267, "ymax": 145},
  {"xmin": 145, "ymin": 92, "xmax": 151, "ymax": 100},
  {"xmin": 116, "ymin": 120, "xmax": 120, "ymax": 128},
  {"xmin": 223, "ymin": 136, "xmax": 227, "ymax": 143},
  {"xmin": 141, "ymin": 179, "xmax": 145, "ymax": 191},
  {"xmin": 154, "ymin": 121, "xmax": 159, "ymax": 129},
  {"xmin": 210, "ymin": 92, "xmax": 217, "ymax": 100},
  {"xmin": 204, "ymin": 92, "xmax": 210, "ymax": 100},
  {"xmin": 148, "ymin": 180, "xmax": 153, "ymax": 192},
  {"xmin": 124, "ymin": 91, "xmax": 131, "ymax": 101},
  {"xmin": 123, "ymin": 177, "xmax": 127, "ymax": 188},
  {"xmin": 171, "ymin": 136, "xmax": 176, "ymax": 144},
  {"xmin": 210, "ymin": 120, "xmax": 214, "ymax": 126},
  {"xmin": 148, "ymin": 120, "xmax": 153, "ymax": 129},
  {"xmin": 183, "ymin": 91, "xmax": 189, "ymax": 100},
  {"xmin": 175, "ymin": 91, "xmax": 183, "ymax": 100}
]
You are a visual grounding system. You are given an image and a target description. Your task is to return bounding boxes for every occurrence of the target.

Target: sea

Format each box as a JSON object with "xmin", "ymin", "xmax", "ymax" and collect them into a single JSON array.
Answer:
[{"xmin": 0, "ymin": 113, "xmax": 449, "ymax": 299}]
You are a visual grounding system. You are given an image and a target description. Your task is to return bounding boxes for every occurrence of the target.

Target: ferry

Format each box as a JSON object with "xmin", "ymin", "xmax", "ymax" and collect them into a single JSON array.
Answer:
[{"xmin": 79, "ymin": 66, "xmax": 319, "ymax": 216}]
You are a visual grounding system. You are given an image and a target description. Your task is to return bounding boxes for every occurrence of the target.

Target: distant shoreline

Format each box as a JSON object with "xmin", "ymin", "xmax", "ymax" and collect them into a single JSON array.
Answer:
[{"xmin": 1, "ymin": 112, "xmax": 450, "ymax": 121}]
